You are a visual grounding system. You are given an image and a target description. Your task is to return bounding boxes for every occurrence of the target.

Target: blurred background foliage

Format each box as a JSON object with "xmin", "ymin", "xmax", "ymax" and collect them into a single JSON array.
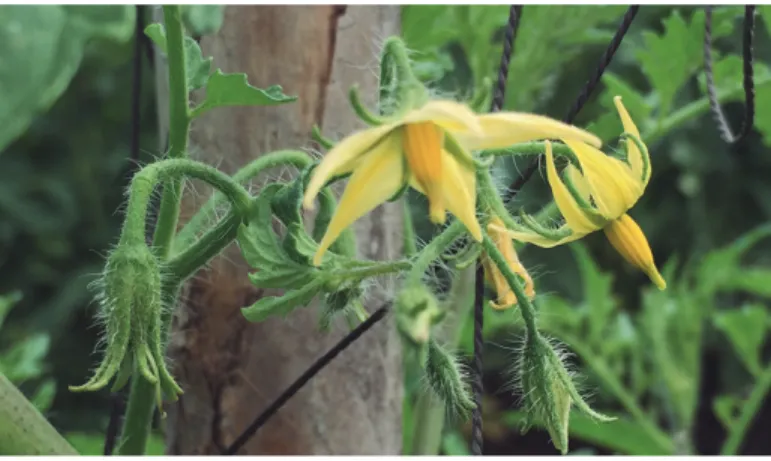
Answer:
[{"xmin": 0, "ymin": 4, "xmax": 770, "ymax": 455}]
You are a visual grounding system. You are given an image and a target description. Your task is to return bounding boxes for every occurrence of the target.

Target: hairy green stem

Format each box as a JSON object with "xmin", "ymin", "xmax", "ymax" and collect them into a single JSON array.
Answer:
[
  {"xmin": 174, "ymin": 150, "xmax": 312, "ymax": 252},
  {"xmin": 0, "ymin": 372, "xmax": 78, "ymax": 455},
  {"xmin": 338, "ymin": 259, "xmax": 413, "ymax": 280},
  {"xmin": 406, "ymin": 221, "xmax": 465, "ymax": 285},
  {"xmin": 720, "ymin": 364, "xmax": 771, "ymax": 455},
  {"xmin": 118, "ymin": 6, "xmax": 188, "ymax": 455},
  {"xmin": 120, "ymin": 159, "xmax": 252, "ymax": 246}
]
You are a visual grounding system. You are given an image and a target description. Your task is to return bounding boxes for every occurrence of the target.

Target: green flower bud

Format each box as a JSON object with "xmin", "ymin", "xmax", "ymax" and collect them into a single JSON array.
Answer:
[
  {"xmin": 517, "ymin": 334, "xmax": 614, "ymax": 455},
  {"xmin": 424, "ymin": 338, "xmax": 475, "ymax": 417},
  {"xmin": 70, "ymin": 244, "xmax": 182, "ymax": 413}
]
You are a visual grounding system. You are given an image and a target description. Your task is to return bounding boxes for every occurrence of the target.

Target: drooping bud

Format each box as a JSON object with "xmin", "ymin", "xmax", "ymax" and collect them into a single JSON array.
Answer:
[
  {"xmin": 516, "ymin": 334, "xmax": 614, "ymax": 454},
  {"xmin": 424, "ymin": 338, "xmax": 475, "ymax": 418},
  {"xmin": 70, "ymin": 244, "xmax": 182, "ymax": 411}
]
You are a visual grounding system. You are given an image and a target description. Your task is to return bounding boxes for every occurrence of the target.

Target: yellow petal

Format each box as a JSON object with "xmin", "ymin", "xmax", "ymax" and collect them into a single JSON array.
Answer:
[
  {"xmin": 603, "ymin": 213, "xmax": 666, "ymax": 290},
  {"xmin": 402, "ymin": 100, "xmax": 483, "ymax": 135},
  {"xmin": 562, "ymin": 138, "xmax": 642, "ymax": 219},
  {"xmin": 492, "ymin": 223, "xmax": 586, "ymax": 248},
  {"xmin": 453, "ymin": 112, "xmax": 602, "ymax": 151},
  {"xmin": 403, "ymin": 122, "xmax": 445, "ymax": 223},
  {"xmin": 484, "ymin": 216, "xmax": 536, "ymax": 309},
  {"xmin": 613, "ymin": 96, "xmax": 648, "ymax": 185},
  {"xmin": 313, "ymin": 135, "xmax": 404, "ymax": 266},
  {"xmin": 544, "ymin": 141, "xmax": 600, "ymax": 235},
  {"xmin": 565, "ymin": 164, "xmax": 591, "ymax": 203},
  {"xmin": 440, "ymin": 150, "xmax": 482, "ymax": 241},
  {"xmin": 303, "ymin": 122, "xmax": 398, "ymax": 210}
]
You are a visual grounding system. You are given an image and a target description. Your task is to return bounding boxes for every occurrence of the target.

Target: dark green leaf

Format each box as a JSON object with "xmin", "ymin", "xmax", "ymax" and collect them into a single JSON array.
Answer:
[
  {"xmin": 62, "ymin": 5, "xmax": 135, "ymax": 42},
  {"xmin": 192, "ymin": 70, "xmax": 296, "ymax": 117},
  {"xmin": 713, "ymin": 304, "xmax": 769, "ymax": 376}
]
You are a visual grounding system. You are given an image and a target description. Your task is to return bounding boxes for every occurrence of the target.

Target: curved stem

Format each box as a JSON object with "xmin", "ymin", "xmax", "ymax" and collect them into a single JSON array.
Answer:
[
  {"xmin": 720, "ymin": 364, "xmax": 771, "ymax": 455},
  {"xmin": 406, "ymin": 221, "xmax": 465, "ymax": 285},
  {"xmin": 337, "ymin": 259, "xmax": 412, "ymax": 280},
  {"xmin": 120, "ymin": 159, "xmax": 252, "ymax": 246},
  {"xmin": 174, "ymin": 150, "xmax": 312, "ymax": 251}
]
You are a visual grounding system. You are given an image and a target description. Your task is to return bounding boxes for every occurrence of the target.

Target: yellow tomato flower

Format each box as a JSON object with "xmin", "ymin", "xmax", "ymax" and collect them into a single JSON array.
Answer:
[
  {"xmin": 494, "ymin": 96, "xmax": 666, "ymax": 290},
  {"xmin": 303, "ymin": 99, "xmax": 601, "ymax": 266},
  {"xmin": 481, "ymin": 216, "xmax": 535, "ymax": 309}
]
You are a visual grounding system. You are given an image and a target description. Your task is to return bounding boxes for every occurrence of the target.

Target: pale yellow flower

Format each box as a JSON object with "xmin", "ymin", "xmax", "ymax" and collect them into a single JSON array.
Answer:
[
  {"xmin": 481, "ymin": 216, "xmax": 535, "ymax": 309},
  {"xmin": 494, "ymin": 97, "xmax": 666, "ymax": 290},
  {"xmin": 303, "ymin": 99, "xmax": 601, "ymax": 266}
]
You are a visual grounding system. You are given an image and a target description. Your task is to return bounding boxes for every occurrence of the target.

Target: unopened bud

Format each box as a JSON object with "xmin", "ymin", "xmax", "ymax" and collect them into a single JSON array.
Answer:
[
  {"xmin": 395, "ymin": 285, "xmax": 445, "ymax": 346},
  {"xmin": 70, "ymin": 244, "xmax": 182, "ymax": 411}
]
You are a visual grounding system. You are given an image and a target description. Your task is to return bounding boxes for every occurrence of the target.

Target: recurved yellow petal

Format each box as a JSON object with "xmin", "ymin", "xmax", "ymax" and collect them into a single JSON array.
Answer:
[
  {"xmin": 544, "ymin": 141, "xmax": 600, "ymax": 235},
  {"xmin": 483, "ymin": 216, "xmax": 535, "ymax": 309},
  {"xmin": 452, "ymin": 112, "xmax": 602, "ymax": 151},
  {"xmin": 402, "ymin": 100, "xmax": 483, "ymax": 135},
  {"xmin": 313, "ymin": 135, "xmax": 404, "ymax": 266},
  {"xmin": 613, "ymin": 96, "xmax": 649, "ymax": 185},
  {"xmin": 603, "ymin": 213, "xmax": 666, "ymax": 290},
  {"xmin": 562, "ymin": 138, "xmax": 642, "ymax": 220},
  {"xmin": 303, "ymin": 122, "xmax": 398, "ymax": 210},
  {"xmin": 403, "ymin": 122, "xmax": 445, "ymax": 223}
]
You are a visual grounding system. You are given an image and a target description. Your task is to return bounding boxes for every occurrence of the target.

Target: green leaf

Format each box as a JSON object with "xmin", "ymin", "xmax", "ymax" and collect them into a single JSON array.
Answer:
[
  {"xmin": 143, "ymin": 23, "xmax": 212, "ymax": 91},
  {"xmin": 441, "ymin": 430, "xmax": 471, "ymax": 456},
  {"xmin": 66, "ymin": 432, "xmax": 165, "ymax": 455},
  {"xmin": 570, "ymin": 243, "xmax": 615, "ymax": 350},
  {"xmin": 0, "ymin": 6, "xmax": 135, "ymax": 153},
  {"xmin": 144, "ymin": 23, "xmax": 167, "ymax": 53},
  {"xmin": 183, "ymin": 37, "xmax": 213, "ymax": 91},
  {"xmin": 0, "ymin": 334, "xmax": 51, "ymax": 382},
  {"xmin": 502, "ymin": 411, "xmax": 670, "ymax": 455},
  {"xmin": 192, "ymin": 70, "xmax": 296, "ymax": 117},
  {"xmin": 713, "ymin": 304, "xmax": 769, "ymax": 376},
  {"xmin": 241, "ymin": 279, "xmax": 324, "ymax": 322},
  {"xmin": 181, "ymin": 5, "xmax": 224, "ymax": 37},
  {"xmin": 635, "ymin": 8, "xmax": 736, "ymax": 118}
]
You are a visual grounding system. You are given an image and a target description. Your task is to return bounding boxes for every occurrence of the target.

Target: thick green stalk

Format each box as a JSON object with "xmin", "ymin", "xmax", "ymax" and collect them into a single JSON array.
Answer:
[
  {"xmin": 118, "ymin": 6, "xmax": 189, "ymax": 455},
  {"xmin": 0, "ymin": 373, "xmax": 78, "ymax": 455},
  {"xmin": 720, "ymin": 364, "xmax": 771, "ymax": 455}
]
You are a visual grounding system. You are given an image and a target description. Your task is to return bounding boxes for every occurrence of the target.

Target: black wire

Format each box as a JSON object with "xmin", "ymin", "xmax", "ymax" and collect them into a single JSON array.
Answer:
[
  {"xmin": 470, "ymin": 5, "xmax": 523, "ymax": 456},
  {"xmin": 223, "ymin": 305, "xmax": 390, "ymax": 455},
  {"xmin": 104, "ymin": 5, "xmax": 145, "ymax": 456},
  {"xmin": 502, "ymin": 5, "xmax": 639, "ymax": 204},
  {"xmin": 704, "ymin": 5, "xmax": 756, "ymax": 145}
]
